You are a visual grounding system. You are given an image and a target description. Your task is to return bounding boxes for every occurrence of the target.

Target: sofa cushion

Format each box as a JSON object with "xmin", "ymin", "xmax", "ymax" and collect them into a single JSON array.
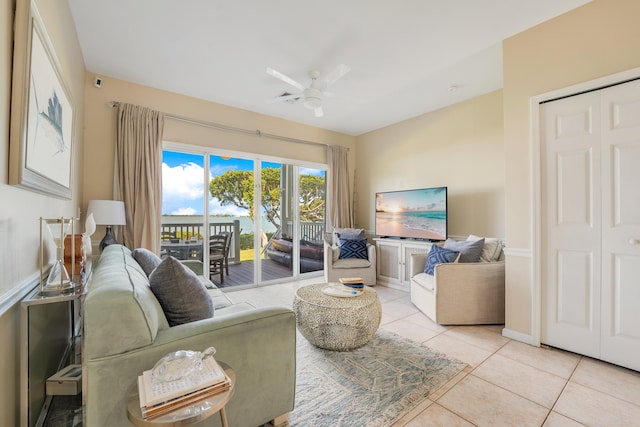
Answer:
[
  {"xmin": 206, "ymin": 284, "xmax": 233, "ymax": 310},
  {"xmin": 132, "ymin": 247, "xmax": 162, "ymax": 276},
  {"xmin": 424, "ymin": 245, "xmax": 459, "ymax": 275},
  {"xmin": 85, "ymin": 245, "xmax": 169, "ymax": 358},
  {"xmin": 444, "ymin": 238, "xmax": 485, "ymax": 263},
  {"xmin": 467, "ymin": 234, "xmax": 503, "ymax": 262},
  {"xmin": 338, "ymin": 237, "xmax": 369, "ymax": 260},
  {"xmin": 149, "ymin": 256, "xmax": 214, "ymax": 326},
  {"xmin": 332, "ymin": 257, "xmax": 372, "ymax": 269},
  {"xmin": 413, "ymin": 272, "xmax": 435, "ymax": 292}
]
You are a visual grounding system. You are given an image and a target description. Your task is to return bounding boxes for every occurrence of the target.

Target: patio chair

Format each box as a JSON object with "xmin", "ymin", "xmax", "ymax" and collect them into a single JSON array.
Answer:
[
  {"xmin": 209, "ymin": 233, "xmax": 231, "ymax": 283},
  {"xmin": 218, "ymin": 231, "xmax": 233, "ymax": 275}
]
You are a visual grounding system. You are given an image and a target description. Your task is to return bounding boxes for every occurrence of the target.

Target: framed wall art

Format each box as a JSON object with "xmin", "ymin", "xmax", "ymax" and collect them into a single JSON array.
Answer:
[{"xmin": 9, "ymin": 0, "xmax": 74, "ymax": 199}]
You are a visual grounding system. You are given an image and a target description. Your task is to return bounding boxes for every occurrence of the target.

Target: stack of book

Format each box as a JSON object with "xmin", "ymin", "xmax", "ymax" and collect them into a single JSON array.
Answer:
[
  {"xmin": 138, "ymin": 357, "xmax": 230, "ymax": 419},
  {"xmin": 339, "ymin": 277, "xmax": 365, "ymax": 294}
]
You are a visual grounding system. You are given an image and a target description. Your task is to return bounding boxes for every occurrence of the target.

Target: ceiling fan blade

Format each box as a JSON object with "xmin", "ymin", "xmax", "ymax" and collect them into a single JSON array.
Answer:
[
  {"xmin": 314, "ymin": 107, "xmax": 324, "ymax": 118},
  {"xmin": 324, "ymin": 64, "xmax": 351, "ymax": 88},
  {"xmin": 266, "ymin": 67, "xmax": 305, "ymax": 92},
  {"xmin": 266, "ymin": 93, "xmax": 302, "ymax": 104}
]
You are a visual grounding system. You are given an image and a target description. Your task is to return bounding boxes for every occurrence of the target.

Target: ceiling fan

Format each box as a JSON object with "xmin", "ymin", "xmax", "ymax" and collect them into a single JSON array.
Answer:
[{"xmin": 266, "ymin": 64, "xmax": 351, "ymax": 117}]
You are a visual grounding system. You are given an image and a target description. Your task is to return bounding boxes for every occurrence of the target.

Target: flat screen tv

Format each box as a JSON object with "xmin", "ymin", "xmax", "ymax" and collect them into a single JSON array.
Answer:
[{"xmin": 375, "ymin": 187, "xmax": 447, "ymax": 241}]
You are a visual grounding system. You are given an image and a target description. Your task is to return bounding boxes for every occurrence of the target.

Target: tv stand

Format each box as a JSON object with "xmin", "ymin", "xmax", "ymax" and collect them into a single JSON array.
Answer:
[{"xmin": 374, "ymin": 238, "xmax": 434, "ymax": 290}]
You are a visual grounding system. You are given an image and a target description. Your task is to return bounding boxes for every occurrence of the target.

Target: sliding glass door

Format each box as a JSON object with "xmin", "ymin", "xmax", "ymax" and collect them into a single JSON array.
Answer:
[
  {"xmin": 298, "ymin": 166, "xmax": 326, "ymax": 274},
  {"xmin": 161, "ymin": 143, "xmax": 326, "ymax": 289},
  {"xmin": 208, "ymin": 155, "xmax": 255, "ymax": 287},
  {"xmin": 160, "ymin": 150, "xmax": 207, "ymax": 264},
  {"xmin": 260, "ymin": 161, "xmax": 294, "ymax": 281}
]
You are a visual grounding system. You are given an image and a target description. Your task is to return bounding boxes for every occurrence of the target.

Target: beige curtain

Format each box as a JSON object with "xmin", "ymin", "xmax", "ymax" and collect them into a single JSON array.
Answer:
[
  {"xmin": 326, "ymin": 145, "xmax": 353, "ymax": 235},
  {"xmin": 115, "ymin": 103, "xmax": 164, "ymax": 252}
]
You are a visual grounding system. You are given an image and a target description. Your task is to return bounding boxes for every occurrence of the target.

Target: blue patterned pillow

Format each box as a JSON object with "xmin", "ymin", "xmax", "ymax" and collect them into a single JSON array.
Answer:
[
  {"xmin": 424, "ymin": 245, "xmax": 459, "ymax": 275},
  {"xmin": 338, "ymin": 237, "xmax": 369, "ymax": 260}
]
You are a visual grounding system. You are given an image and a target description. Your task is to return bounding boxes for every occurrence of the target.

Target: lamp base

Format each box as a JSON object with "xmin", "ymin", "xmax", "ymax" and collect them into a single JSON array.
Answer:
[{"xmin": 99, "ymin": 226, "xmax": 117, "ymax": 251}]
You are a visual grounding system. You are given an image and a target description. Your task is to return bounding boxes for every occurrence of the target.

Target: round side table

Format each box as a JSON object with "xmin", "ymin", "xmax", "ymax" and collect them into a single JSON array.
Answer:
[
  {"xmin": 127, "ymin": 361, "xmax": 235, "ymax": 427},
  {"xmin": 293, "ymin": 283, "xmax": 382, "ymax": 351}
]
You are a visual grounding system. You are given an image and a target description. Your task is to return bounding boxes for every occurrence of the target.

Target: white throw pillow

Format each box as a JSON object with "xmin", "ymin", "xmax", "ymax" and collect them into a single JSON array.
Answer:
[{"xmin": 467, "ymin": 234, "xmax": 503, "ymax": 262}]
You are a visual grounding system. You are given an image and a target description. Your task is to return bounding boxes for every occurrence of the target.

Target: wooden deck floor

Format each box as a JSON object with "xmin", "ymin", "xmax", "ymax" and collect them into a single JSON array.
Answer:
[{"xmin": 212, "ymin": 258, "xmax": 323, "ymax": 288}]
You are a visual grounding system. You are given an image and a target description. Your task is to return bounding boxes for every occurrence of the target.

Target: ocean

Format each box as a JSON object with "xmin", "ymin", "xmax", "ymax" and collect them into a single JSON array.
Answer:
[{"xmin": 376, "ymin": 210, "xmax": 446, "ymax": 239}]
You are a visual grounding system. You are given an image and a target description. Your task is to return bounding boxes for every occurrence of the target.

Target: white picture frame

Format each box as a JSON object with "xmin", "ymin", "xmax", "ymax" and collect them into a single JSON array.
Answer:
[{"xmin": 9, "ymin": 0, "xmax": 74, "ymax": 199}]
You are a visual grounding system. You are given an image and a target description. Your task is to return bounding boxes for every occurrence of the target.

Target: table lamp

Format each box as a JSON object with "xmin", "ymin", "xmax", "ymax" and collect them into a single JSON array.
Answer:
[{"xmin": 87, "ymin": 200, "xmax": 126, "ymax": 251}]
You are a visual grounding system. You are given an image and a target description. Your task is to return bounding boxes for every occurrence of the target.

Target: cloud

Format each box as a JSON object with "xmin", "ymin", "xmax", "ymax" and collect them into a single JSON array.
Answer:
[
  {"xmin": 300, "ymin": 167, "xmax": 326, "ymax": 177},
  {"xmin": 162, "ymin": 162, "xmax": 207, "ymax": 215},
  {"xmin": 172, "ymin": 207, "xmax": 197, "ymax": 215},
  {"xmin": 209, "ymin": 197, "xmax": 247, "ymax": 216},
  {"xmin": 162, "ymin": 161, "xmax": 263, "ymax": 217}
]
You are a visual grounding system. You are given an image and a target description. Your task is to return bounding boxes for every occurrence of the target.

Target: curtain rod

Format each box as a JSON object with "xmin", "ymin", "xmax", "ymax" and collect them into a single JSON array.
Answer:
[{"xmin": 109, "ymin": 101, "xmax": 346, "ymax": 150}]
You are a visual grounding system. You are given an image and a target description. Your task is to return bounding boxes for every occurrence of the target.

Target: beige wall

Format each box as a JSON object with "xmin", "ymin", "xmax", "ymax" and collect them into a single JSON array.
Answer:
[
  {"xmin": 355, "ymin": 90, "xmax": 504, "ymax": 238},
  {"xmin": 82, "ymin": 76, "xmax": 356, "ymax": 211},
  {"xmin": 503, "ymin": 0, "xmax": 640, "ymax": 338},
  {"xmin": 0, "ymin": 0, "xmax": 85, "ymax": 425}
]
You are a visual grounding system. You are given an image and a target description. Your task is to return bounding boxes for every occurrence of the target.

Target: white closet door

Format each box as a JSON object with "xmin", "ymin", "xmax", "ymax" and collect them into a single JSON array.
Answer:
[
  {"xmin": 600, "ymin": 80, "xmax": 640, "ymax": 371},
  {"xmin": 541, "ymin": 91, "xmax": 602, "ymax": 358},
  {"xmin": 541, "ymin": 78, "xmax": 640, "ymax": 372}
]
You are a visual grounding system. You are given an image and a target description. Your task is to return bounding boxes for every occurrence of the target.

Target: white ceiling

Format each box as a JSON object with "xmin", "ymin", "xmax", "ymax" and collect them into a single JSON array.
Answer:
[{"xmin": 67, "ymin": 0, "xmax": 590, "ymax": 136}]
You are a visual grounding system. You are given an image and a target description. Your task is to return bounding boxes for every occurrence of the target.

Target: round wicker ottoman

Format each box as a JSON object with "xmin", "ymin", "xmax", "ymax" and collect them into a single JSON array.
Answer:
[{"xmin": 293, "ymin": 283, "xmax": 382, "ymax": 351}]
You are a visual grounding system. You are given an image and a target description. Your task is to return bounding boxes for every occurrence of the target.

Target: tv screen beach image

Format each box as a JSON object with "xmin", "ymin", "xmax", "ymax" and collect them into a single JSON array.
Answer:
[{"xmin": 375, "ymin": 188, "xmax": 447, "ymax": 240}]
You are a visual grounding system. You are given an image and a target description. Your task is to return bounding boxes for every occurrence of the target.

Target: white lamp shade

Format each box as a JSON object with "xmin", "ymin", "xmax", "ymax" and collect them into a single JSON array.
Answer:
[{"xmin": 87, "ymin": 200, "xmax": 126, "ymax": 226}]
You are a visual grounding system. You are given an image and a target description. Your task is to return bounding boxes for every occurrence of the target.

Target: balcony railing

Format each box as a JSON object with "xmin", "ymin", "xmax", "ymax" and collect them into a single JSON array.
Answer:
[
  {"xmin": 160, "ymin": 220, "xmax": 325, "ymax": 264},
  {"xmin": 160, "ymin": 220, "xmax": 241, "ymax": 263}
]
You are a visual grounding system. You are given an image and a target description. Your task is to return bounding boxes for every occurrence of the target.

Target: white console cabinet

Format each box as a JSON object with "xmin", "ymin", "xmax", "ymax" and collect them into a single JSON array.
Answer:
[{"xmin": 374, "ymin": 238, "xmax": 433, "ymax": 290}]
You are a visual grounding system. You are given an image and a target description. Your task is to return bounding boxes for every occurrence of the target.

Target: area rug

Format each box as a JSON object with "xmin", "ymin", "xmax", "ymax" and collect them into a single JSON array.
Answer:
[{"xmin": 290, "ymin": 329, "xmax": 467, "ymax": 427}]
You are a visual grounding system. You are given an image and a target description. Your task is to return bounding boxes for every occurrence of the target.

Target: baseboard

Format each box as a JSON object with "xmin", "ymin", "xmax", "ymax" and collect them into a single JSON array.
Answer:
[{"xmin": 502, "ymin": 328, "xmax": 537, "ymax": 346}]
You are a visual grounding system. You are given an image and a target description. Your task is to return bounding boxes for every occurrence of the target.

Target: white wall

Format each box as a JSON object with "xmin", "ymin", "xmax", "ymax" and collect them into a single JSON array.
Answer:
[
  {"xmin": 355, "ymin": 90, "xmax": 504, "ymax": 238},
  {"xmin": 81, "ymin": 75, "xmax": 356, "ymax": 214},
  {"xmin": 0, "ymin": 0, "xmax": 86, "ymax": 425},
  {"xmin": 502, "ymin": 0, "xmax": 640, "ymax": 339}
]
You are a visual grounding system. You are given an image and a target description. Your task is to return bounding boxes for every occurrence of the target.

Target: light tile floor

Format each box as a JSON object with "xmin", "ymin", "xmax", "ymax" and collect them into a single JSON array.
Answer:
[{"xmin": 227, "ymin": 280, "xmax": 640, "ymax": 427}]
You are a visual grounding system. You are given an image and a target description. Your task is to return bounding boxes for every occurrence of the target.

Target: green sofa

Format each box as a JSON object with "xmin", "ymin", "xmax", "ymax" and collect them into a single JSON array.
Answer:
[{"xmin": 84, "ymin": 245, "xmax": 296, "ymax": 426}]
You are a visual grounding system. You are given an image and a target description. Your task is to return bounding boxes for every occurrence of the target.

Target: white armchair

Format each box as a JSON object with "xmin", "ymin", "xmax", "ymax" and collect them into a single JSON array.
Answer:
[
  {"xmin": 409, "ymin": 249, "xmax": 505, "ymax": 325},
  {"xmin": 324, "ymin": 241, "xmax": 377, "ymax": 286}
]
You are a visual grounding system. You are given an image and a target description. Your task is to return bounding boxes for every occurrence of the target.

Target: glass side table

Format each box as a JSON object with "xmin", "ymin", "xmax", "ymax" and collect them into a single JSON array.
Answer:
[{"xmin": 126, "ymin": 362, "xmax": 235, "ymax": 427}]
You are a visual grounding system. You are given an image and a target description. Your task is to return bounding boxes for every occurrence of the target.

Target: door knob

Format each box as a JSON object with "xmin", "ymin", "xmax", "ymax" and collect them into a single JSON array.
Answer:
[{"xmin": 630, "ymin": 238, "xmax": 640, "ymax": 245}]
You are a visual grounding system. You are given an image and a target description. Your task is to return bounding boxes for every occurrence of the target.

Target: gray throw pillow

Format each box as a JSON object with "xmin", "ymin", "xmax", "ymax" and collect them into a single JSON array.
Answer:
[
  {"xmin": 332, "ymin": 228, "xmax": 365, "ymax": 245},
  {"xmin": 443, "ymin": 238, "xmax": 485, "ymax": 263},
  {"xmin": 132, "ymin": 248, "xmax": 162, "ymax": 277},
  {"xmin": 149, "ymin": 256, "xmax": 214, "ymax": 326}
]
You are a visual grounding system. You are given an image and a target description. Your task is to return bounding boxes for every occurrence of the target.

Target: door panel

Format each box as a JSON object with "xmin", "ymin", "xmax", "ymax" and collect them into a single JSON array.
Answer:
[
  {"xmin": 556, "ymin": 250, "xmax": 593, "ymax": 329},
  {"xmin": 600, "ymin": 80, "xmax": 640, "ymax": 371},
  {"xmin": 556, "ymin": 149, "xmax": 593, "ymax": 225},
  {"xmin": 541, "ymin": 91, "xmax": 602, "ymax": 358}
]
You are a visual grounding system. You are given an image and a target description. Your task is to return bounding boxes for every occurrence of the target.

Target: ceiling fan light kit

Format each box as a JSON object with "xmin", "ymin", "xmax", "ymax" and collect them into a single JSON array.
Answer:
[
  {"xmin": 266, "ymin": 64, "xmax": 351, "ymax": 118},
  {"xmin": 303, "ymin": 88, "xmax": 322, "ymax": 109}
]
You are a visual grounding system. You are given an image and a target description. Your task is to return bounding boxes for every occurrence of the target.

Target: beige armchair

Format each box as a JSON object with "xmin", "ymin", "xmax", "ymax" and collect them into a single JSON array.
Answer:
[
  {"xmin": 324, "ymin": 242, "xmax": 377, "ymax": 286},
  {"xmin": 409, "ymin": 253, "xmax": 505, "ymax": 325}
]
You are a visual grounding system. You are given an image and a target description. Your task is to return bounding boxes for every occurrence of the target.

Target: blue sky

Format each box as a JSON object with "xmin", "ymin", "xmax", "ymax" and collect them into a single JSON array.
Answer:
[
  {"xmin": 161, "ymin": 151, "xmax": 324, "ymax": 216},
  {"xmin": 162, "ymin": 151, "xmax": 252, "ymax": 216}
]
